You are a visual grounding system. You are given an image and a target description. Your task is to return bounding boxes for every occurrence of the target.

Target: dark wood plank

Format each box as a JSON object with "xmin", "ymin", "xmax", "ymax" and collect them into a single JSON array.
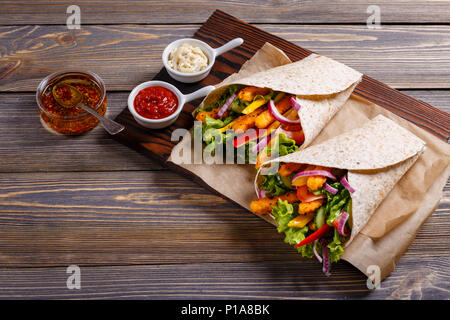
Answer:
[
  {"xmin": 0, "ymin": 24, "xmax": 198, "ymax": 91},
  {"xmin": 2, "ymin": 24, "xmax": 450, "ymax": 91},
  {"xmin": 0, "ymin": 92, "xmax": 162, "ymax": 172},
  {"xmin": 0, "ymin": 170, "xmax": 305, "ymax": 266},
  {"xmin": 0, "ymin": 170, "xmax": 448, "ymax": 267},
  {"xmin": 0, "ymin": 257, "xmax": 448, "ymax": 299},
  {"xmin": 0, "ymin": 90, "xmax": 447, "ymax": 173},
  {"xmin": 1, "ymin": 0, "xmax": 450, "ymax": 25}
]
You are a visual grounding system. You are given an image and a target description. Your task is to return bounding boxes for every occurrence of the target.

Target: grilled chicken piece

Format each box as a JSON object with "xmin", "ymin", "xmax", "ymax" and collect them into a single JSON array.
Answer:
[
  {"xmin": 255, "ymin": 96, "xmax": 291, "ymax": 129},
  {"xmin": 250, "ymin": 192, "xmax": 298, "ymax": 215},
  {"xmin": 298, "ymin": 199, "xmax": 324, "ymax": 214},
  {"xmin": 231, "ymin": 106, "xmax": 267, "ymax": 132},
  {"xmin": 238, "ymin": 86, "xmax": 270, "ymax": 102}
]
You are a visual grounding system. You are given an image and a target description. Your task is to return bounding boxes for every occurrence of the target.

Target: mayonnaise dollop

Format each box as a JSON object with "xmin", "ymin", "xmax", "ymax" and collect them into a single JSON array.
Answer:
[{"xmin": 168, "ymin": 43, "xmax": 209, "ymax": 73}]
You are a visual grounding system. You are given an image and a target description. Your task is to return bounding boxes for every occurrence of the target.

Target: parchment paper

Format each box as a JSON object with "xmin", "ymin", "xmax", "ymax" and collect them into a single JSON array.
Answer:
[{"xmin": 170, "ymin": 43, "xmax": 450, "ymax": 280}]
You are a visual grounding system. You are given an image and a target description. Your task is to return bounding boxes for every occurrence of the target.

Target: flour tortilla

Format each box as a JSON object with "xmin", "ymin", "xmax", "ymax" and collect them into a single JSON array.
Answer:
[
  {"xmin": 255, "ymin": 115, "xmax": 426, "ymax": 246},
  {"xmin": 197, "ymin": 53, "xmax": 363, "ymax": 149}
]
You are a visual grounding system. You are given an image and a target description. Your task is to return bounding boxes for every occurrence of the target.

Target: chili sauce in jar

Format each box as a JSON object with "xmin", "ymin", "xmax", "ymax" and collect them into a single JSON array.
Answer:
[{"xmin": 36, "ymin": 71, "xmax": 107, "ymax": 135}]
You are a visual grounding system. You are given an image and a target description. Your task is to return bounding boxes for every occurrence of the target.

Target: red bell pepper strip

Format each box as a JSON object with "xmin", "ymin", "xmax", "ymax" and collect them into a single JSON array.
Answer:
[
  {"xmin": 295, "ymin": 224, "xmax": 331, "ymax": 247},
  {"xmin": 232, "ymin": 129, "xmax": 263, "ymax": 148}
]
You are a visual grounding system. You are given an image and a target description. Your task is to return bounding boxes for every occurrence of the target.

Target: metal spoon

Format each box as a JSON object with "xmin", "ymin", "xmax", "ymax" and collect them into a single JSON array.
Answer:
[{"xmin": 52, "ymin": 83, "xmax": 124, "ymax": 135}]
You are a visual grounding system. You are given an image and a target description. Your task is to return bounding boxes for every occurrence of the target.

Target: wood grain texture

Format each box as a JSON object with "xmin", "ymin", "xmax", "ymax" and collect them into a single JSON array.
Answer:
[
  {"xmin": 0, "ymin": 170, "xmax": 299, "ymax": 266},
  {"xmin": 0, "ymin": 171, "xmax": 448, "ymax": 268},
  {"xmin": 1, "ymin": 0, "xmax": 450, "ymax": 25},
  {"xmin": 0, "ymin": 3, "xmax": 449, "ymax": 301},
  {"xmin": 2, "ymin": 24, "xmax": 450, "ymax": 91},
  {"xmin": 0, "ymin": 92, "xmax": 161, "ymax": 172},
  {"xmin": 0, "ymin": 257, "xmax": 449, "ymax": 299},
  {"xmin": 0, "ymin": 90, "xmax": 447, "ymax": 173}
]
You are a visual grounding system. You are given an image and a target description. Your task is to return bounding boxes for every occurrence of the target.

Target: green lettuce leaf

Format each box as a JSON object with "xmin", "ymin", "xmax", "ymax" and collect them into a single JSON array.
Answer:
[
  {"xmin": 259, "ymin": 173, "xmax": 291, "ymax": 197},
  {"xmin": 204, "ymin": 115, "xmax": 233, "ymax": 130},
  {"xmin": 272, "ymin": 198, "xmax": 295, "ymax": 233},
  {"xmin": 327, "ymin": 228, "xmax": 346, "ymax": 263},
  {"xmin": 196, "ymin": 84, "xmax": 241, "ymax": 114},
  {"xmin": 229, "ymin": 98, "xmax": 250, "ymax": 113},
  {"xmin": 311, "ymin": 180, "xmax": 350, "ymax": 263},
  {"xmin": 202, "ymin": 115, "xmax": 235, "ymax": 155},
  {"xmin": 201, "ymin": 115, "xmax": 235, "ymax": 154},
  {"xmin": 271, "ymin": 199, "xmax": 314, "ymax": 258},
  {"xmin": 325, "ymin": 184, "xmax": 351, "ymax": 226},
  {"xmin": 265, "ymin": 133, "xmax": 298, "ymax": 158}
]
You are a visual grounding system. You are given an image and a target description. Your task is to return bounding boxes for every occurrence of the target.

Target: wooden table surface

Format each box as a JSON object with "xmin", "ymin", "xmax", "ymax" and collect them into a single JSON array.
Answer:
[{"xmin": 0, "ymin": 1, "xmax": 449, "ymax": 300}]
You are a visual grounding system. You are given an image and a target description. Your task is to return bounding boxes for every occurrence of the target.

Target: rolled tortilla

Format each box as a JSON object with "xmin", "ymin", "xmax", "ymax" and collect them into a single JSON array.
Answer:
[
  {"xmin": 255, "ymin": 115, "xmax": 426, "ymax": 246},
  {"xmin": 197, "ymin": 53, "xmax": 363, "ymax": 149}
]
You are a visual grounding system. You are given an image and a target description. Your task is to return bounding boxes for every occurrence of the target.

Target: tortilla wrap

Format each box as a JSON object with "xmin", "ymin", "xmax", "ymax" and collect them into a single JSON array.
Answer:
[
  {"xmin": 255, "ymin": 115, "xmax": 426, "ymax": 246},
  {"xmin": 197, "ymin": 53, "xmax": 363, "ymax": 148}
]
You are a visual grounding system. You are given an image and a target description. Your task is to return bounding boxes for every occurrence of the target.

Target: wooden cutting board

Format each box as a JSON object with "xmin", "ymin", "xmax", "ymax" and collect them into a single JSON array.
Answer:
[{"xmin": 112, "ymin": 10, "xmax": 450, "ymax": 179}]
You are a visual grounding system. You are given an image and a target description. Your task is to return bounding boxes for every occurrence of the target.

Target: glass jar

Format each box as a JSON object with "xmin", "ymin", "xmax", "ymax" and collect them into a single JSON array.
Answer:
[{"xmin": 36, "ymin": 70, "xmax": 107, "ymax": 135}]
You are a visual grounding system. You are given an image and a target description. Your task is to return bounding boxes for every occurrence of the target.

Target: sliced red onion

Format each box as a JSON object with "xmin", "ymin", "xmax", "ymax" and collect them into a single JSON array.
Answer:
[
  {"xmin": 250, "ymin": 132, "xmax": 271, "ymax": 154},
  {"xmin": 313, "ymin": 239, "xmax": 322, "ymax": 263},
  {"xmin": 217, "ymin": 93, "xmax": 236, "ymax": 118},
  {"xmin": 258, "ymin": 189, "xmax": 268, "ymax": 199},
  {"xmin": 323, "ymin": 183, "xmax": 338, "ymax": 195},
  {"xmin": 292, "ymin": 170, "xmax": 336, "ymax": 184},
  {"xmin": 273, "ymin": 127, "xmax": 296, "ymax": 139},
  {"xmin": 268, "ymin": 100, "xmax": 299, "ymax": 125},
  {"xmin": 251, "ymin": 123, "xmax": 301, "ymax": 154},
  {"xmin": 321, "ymin": 238, "xmax": 331, "ymax": 277},
  {"xmin": 340, "ymin": 176, "xmax": 355, "ymax": 193},
  {"xmin": 337, "ymin": 211, "xmax": 350, "ymax": 236},
  {"xmin": 274, "ymin": 126, "xmax": 297, "ymax": 137},
  {"xmin": 289, "ymin": 97, "xmax": 301, "ymax": 111}
]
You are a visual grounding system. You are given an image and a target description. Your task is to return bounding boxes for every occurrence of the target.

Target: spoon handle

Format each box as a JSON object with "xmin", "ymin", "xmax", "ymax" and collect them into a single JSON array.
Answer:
[
  {"xmin": 78, "ymin": 104, "xmax": 125, "ymax": 135},
  {"xmin": 212, "ymin": 38, "xmax": 244, "ymax": 56},
  {"xmin": 183, "ymin": 85, "xmax": 216, "ymax": 103}
]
